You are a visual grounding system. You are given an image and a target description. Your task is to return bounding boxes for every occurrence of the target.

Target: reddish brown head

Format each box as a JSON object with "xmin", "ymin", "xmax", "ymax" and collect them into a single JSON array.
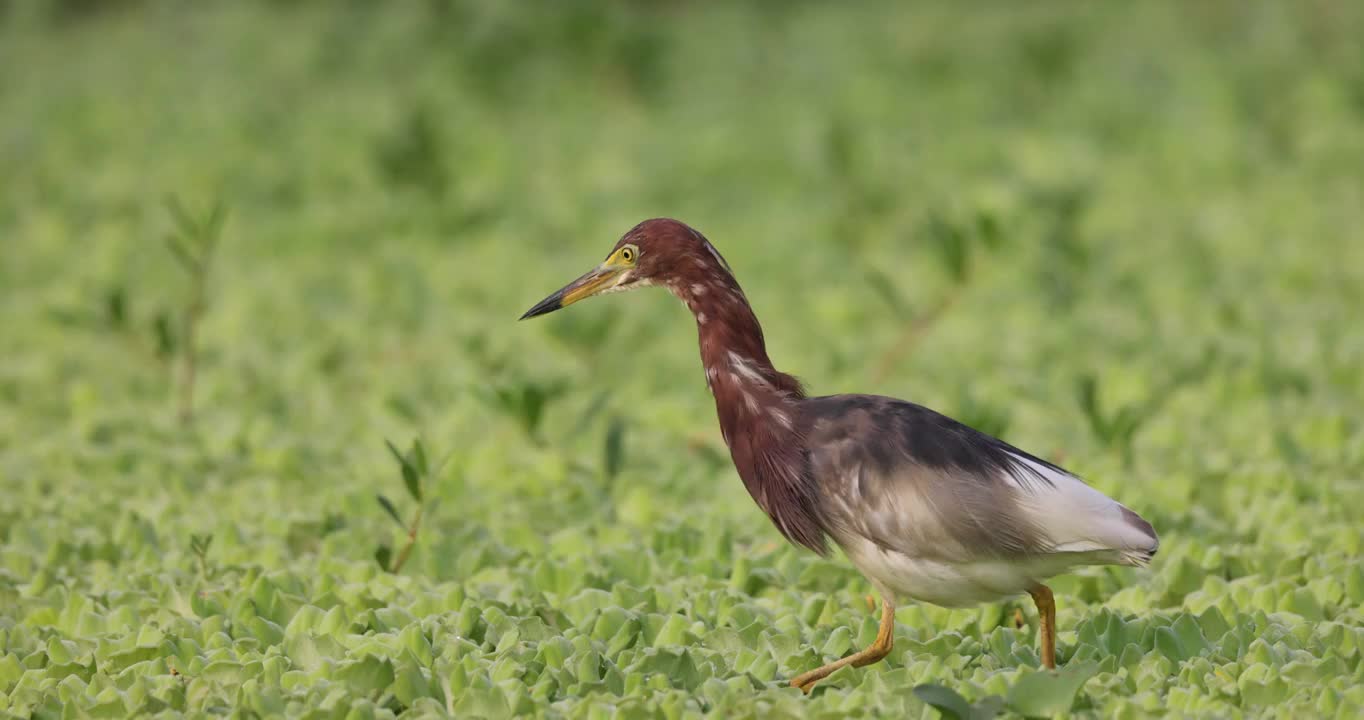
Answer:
[
  {"xmin": 519, "ymin": 219, "xmax": 734, "ymax": 319},
  {"xmin": 521, "ymin": 218, "xmax": 829, "ymax": 555}
]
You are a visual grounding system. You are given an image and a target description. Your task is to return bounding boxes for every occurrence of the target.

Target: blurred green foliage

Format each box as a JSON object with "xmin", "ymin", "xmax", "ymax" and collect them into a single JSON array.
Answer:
[{"xmin": 2, "ymin": 0, "xmax": 1363, "ymax": 717}]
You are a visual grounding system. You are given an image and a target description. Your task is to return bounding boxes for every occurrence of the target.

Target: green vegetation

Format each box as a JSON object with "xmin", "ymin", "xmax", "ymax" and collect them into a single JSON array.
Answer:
[{"xmin": 3, "ymin": 1, "xmax": 1363, "ymax": 717}]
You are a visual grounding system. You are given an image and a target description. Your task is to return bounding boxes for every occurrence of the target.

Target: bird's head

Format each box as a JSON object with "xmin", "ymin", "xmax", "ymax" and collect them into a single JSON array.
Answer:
[{"xmin": 520, "ymin": 218, "xmax": 732, "ymax": 319}]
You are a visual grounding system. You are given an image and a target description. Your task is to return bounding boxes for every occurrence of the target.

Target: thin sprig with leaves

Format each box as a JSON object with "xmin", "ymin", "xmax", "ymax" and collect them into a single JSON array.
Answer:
[
  {"xmin": 375, "ymin": 438, "xmax": 448, "ymax": 574},
  {"xmin": 161, "ymin": 195, "xmax": 229, "ymax": 423}
]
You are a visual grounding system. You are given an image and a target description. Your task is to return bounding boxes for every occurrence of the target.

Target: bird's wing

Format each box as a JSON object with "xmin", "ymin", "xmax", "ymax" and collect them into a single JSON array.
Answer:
[{"xmin": 803, "ymin": 395, "xmax": 1158, "ymax": 566}]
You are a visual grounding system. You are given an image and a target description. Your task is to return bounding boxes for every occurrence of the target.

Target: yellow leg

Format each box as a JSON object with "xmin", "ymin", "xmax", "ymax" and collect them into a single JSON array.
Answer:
[
  {"xmin": 790, "ymin": 594, "xmax": 895, "ymax": 693},
  {"xmin": 1029, "ymin": 584, "xmax": 1056, "ymax": 669}
]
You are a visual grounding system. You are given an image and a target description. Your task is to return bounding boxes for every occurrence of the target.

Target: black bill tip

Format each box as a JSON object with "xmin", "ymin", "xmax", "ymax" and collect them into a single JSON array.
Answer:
[{"xmin": 519, "ymin": 293, "xmax": 563, "ymax": 320}]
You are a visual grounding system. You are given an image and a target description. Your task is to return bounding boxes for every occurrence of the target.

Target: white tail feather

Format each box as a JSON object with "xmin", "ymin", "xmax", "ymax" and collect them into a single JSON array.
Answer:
[{"xmin": 1006, "ymin": 453, "xmax": 1159, "ymax": 566}]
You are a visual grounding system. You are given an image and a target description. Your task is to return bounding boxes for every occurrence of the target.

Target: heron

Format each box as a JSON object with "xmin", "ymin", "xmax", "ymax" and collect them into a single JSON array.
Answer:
[{"xmin": 520, "ymin": 218, "xmax": 1158, "ymax": 692}]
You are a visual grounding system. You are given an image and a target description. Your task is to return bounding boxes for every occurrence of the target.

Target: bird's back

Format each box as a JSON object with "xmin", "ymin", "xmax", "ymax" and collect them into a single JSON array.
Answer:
[{"xmin": 798, "ymin": 394, "xmax": 1157, "ymax": 602}]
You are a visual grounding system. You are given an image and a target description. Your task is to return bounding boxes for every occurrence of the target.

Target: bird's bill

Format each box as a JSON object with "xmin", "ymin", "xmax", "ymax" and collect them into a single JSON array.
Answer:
[{"xmin": 519, "ymin": 264, "xmax": 627, "ymax": 319}]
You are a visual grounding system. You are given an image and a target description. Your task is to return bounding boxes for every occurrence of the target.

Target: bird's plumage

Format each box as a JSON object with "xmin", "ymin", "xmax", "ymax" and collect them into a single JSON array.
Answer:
[{"xmin": 522, "ymin": 217, "xmax": 1159, "ymax": 650}]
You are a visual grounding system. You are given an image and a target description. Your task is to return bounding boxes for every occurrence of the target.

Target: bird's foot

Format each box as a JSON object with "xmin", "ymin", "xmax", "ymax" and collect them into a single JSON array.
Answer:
[
  {"xmin": 789, "ymin": 641, "xmax": 894, "ymax": 693},
  {"xmin": 790, "ymin": 674, "xmax": 820, "ymax": 694},
  {"xmin": 790, "ymin": 594, "xmax": 897, "ymax": 694}
]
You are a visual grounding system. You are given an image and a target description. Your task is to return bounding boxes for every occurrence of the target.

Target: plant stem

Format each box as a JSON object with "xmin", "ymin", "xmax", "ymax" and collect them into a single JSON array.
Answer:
[
  {"xmin": 175, "ymin": 220, "xmax": 219, "ymax": 424},
  {"xmin": 179, "ymin": 277, "xmax": 205, "ymax": 423},
  {"xmin": 871, "ymin": 287, "xmax": 961, "ymax": 383},
  {"xmin": 389, "ymin": 506, "xmax": 423, "ymax": 573}
]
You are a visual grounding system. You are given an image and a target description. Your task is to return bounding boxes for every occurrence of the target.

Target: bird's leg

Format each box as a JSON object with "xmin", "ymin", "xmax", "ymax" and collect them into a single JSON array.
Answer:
[
  {"xmin": 790, "ymin": 594, "xmax": 896, "ymax": 693},
  {"xmin": 1028, "ymin": 584, "xmax": 1056, "ymax": 669}
]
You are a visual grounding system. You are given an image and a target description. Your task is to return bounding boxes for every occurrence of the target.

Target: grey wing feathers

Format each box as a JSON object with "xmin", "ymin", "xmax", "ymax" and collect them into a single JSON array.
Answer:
[{"xmin": 802, "ymin": 394, "xmax": 1159, "ymax": 565}]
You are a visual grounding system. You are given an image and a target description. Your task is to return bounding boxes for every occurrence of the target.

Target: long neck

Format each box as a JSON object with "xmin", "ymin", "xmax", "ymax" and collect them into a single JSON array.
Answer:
[
  {"xmin": 679, "ymin": 276, "xmax": 804, "ymax": 420},
  {"xmin": 668, "ymin": 272, "xmax": 827, "ymax": 555}
]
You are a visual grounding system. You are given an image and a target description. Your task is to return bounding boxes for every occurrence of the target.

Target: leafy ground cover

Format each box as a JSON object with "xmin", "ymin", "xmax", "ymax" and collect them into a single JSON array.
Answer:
[{"xmin": 2, "ymin": 1, "xmax": 1363, "ymax": 717}]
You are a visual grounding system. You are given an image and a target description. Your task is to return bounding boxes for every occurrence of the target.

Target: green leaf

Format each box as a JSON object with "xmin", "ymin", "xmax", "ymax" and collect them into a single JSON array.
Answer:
[
  {"xmin": 409, "ymin": 438, "xmax": 429, "ymax": 477},
  {"xmin": 0, "ymin": 653, "xmax": 22, "ymax": 688},
  {"xmin": 1075, "ymin": 374, "xmax": 1105, "ymax": 438},
  {"xmin": 1171, "ymin": 614, "xmax": 1209, "ymax": 658},
  {"xmin": 1005, "ymin": 663, "xmax": 1098, "ymax": 718},
  {"xmin": 376, "ymin": 495, "xmax": 403, "ymax": 526},
  {"xmin": 105, "ymin": 287, "xmax": 127, "ymax": 328},
  {"xmin": 153, "ymin": 310, "xmax": 177, "ymax": 358},
  {"xmin": 165, "ymin": 194, "xmax": 197, "ymax": 238},
  {"xmin": 572, "ymin": 390, "xmax": 611, "ymax": 437},
  {"xmin": 927, "ymin": 212, "xmax": 971, "ymax": 283},
  {"xmin": 374, "ymin": 545, "xmax": 393, "ymax": 572},
  {"xmin": 391, "ymin": 658, "xmax": 432, "ymax": 706},
  {"xmin": 337, "ymin": 656, "xmax": 395, "ymax": 695},
  {"xmin": 914, "ymin": 683, "xmax": 973, "ymax": 720},
  {"xmin": 164, "ymin": 234, "xmax": 200, "ymax": 273},
  {"xmin": 204, "ymin": 200, "xmax": 229, "ymax": 249},
  {"xmin": 385, "ymin": 439, "xmax": 423, "ymax": 502},
  {"xmin": 604, "ymin": 416, "xmax": 626, "ymax": 480},
  {"xmin": 189, "ymin": 533, "xmax": 213, "ymax": 556},
  {"xmin": 864, "ymin": 268, "xmax": 912, "ymax": 321},
  {"xmin": 975, "ymin": 210, "xmax": 1004, "ymax": 250},
  {"xmin": 971, "ymin": 696, "xmax": 1006, "ymax": 720},
  {"xmin": 1154, "ymin": 626, "xmax": 1185, "ymax": 662},
  {"xmin": 824, "ymin": 116, "xmax": 856, "ymax": 178},
  {"xmin": 403, "ymin": 470, "xmax": 422, "ymax": 503},
  {"xmin": 105, "ymin": 645, "xmax": 159, "ymax": 672},
  {"xmin": 46, "ymin": 637, "xmax": 76, "ymax": 666}
]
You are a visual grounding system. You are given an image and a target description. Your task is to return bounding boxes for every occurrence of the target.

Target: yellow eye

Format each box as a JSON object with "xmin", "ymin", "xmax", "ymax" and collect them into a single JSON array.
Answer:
[{"xmin": 620, "ymin": 246, "xmax": 636, "ymax": 264}]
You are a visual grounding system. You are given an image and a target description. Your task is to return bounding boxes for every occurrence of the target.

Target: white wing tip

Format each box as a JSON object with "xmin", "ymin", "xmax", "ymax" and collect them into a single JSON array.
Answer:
[
  {"xmin": 1117, "ymin": 505, "xmax": 1159, "ymax": 566},
  {"xmin": 1008, "ymin": 452, "xmax": 1161, "ymax": 566}
]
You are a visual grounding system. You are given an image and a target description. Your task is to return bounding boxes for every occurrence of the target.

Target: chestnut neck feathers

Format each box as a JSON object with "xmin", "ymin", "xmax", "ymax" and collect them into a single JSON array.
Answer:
[{"xmin": 647, "ymin": 223, "xmax": 827, "ymax": 554}]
